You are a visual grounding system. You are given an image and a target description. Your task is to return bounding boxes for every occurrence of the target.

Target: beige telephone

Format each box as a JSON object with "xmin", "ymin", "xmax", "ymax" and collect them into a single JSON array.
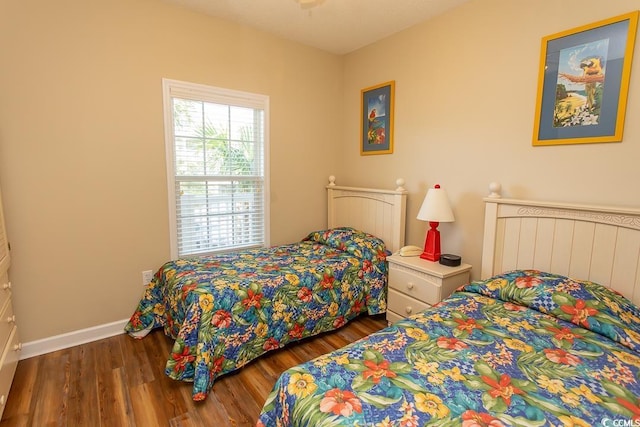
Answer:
[{"xmin": 399, "ymin": 245, "xmax": 423, "ymax": 257}]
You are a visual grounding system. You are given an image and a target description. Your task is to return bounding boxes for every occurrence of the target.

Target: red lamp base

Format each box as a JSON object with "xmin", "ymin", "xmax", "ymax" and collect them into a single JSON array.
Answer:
[{"xmin": 420, "ymin": 221, "xmax": 441, "ymax": 262}]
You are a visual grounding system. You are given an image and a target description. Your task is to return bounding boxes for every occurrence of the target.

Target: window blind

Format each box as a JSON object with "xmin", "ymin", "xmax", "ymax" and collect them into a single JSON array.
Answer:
[{"xmin": 163, "ymin": 79, "xmax": 269, "ymax": 258}]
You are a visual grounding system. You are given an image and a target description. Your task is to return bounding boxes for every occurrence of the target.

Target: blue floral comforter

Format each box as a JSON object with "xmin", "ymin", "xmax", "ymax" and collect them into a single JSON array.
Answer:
[
  {"xmin": 257, "ymin": 270, "xmax": 640, "ymax": 426},
  {"xmin": 124, "ymin": 227, "xmax": 388, "ymax": 401}
]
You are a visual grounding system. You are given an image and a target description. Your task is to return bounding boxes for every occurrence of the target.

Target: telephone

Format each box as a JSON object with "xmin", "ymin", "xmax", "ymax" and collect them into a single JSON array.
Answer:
[{"xmin": 399, "ymin": 245, "xmax": 423, "ymax": 257}]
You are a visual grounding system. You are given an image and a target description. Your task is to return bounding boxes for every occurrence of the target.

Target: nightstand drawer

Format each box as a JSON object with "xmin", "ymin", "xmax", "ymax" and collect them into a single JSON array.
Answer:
[
  {"xmin": 386, "ymin": 254, "xmax": 471, "ymax": 323},
  {"xmin": 387, "ymin": 289, "xmax": 430, "ymax": 318},
  {"xmin": 389, "ymin": 265, "xmax": 442, "ymax": 305}
]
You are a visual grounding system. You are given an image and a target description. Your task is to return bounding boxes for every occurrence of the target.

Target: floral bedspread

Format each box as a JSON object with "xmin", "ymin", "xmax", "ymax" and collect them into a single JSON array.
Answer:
[
  {"xmin": 257, "ymin": 270, "xmax": 640, "ymax": 426},
  {"xmin": 124, "ymin": 227, "xmax": 388, "ymax": 401}
]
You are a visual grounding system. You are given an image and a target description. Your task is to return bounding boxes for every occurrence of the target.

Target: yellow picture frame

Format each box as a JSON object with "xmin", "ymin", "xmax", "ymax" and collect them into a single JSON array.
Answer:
[
  {"xmin": 532, "ymin": 11, "xmax": 639, "ymax": 146},
  {"xmin": 361, "ymin": 81, "xmax": 395, "ymax": 155}
]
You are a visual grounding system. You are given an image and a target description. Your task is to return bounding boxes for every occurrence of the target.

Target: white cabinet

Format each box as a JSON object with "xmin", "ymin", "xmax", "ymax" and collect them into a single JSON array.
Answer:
[
  {"xmin": 386, "ymin": 254, "xmax": 471, "ymax": 324},
  {"xmin": 0, "ymin": 186, "xmax": 19, "ymax": 417}
]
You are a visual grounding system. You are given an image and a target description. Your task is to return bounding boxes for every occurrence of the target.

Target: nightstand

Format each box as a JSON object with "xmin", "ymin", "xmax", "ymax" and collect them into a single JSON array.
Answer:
[{"xmin": 386, "ymin": 254, "xmax": 471, "ymax": 324}]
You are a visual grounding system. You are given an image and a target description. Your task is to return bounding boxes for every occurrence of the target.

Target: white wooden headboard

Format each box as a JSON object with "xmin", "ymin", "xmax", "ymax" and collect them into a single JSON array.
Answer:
[
  {"xmin": 326, "ymin": 176, "xmax": 407, "ymax": 253},
  {"xmin": 482, "ymin": 183, "xmax": 640, "ymax": 305}
]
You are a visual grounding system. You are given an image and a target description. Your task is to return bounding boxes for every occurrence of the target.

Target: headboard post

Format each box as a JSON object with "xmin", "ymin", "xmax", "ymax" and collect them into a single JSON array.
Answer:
[
  {"xmin": 391, "ymin": 178, "xmax": 407, "ymax": 251},
  {"xmin": 481, "ymin": 182, "xmax": 502, "ymax": 279}
]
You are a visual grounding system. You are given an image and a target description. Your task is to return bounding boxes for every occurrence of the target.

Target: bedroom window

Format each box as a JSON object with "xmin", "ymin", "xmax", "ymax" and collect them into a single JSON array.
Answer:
[{"xmin": 163, "ymin": 79, "xmax": 270, "ymax": 258}]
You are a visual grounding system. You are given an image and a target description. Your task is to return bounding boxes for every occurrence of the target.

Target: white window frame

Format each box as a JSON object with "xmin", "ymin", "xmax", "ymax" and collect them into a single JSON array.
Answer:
[{"xmin": 162, "ymin": 78, "xmax": 270, "ymax": 259}]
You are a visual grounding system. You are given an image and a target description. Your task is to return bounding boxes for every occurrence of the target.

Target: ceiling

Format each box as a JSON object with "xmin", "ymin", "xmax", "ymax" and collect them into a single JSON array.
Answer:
[{"xmin": 161, "ymin": 0, "xmax": 471, "ymax": 55}]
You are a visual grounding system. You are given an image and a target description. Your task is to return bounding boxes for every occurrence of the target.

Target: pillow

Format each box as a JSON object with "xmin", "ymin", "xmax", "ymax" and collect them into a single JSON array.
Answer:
[
  {"xmin": 303, "ymin": 227, "xmax": 388, "ymax": 262},
  {"xmin": 461, "ymin": 270, "xmax": 640, "ymax": 353}
]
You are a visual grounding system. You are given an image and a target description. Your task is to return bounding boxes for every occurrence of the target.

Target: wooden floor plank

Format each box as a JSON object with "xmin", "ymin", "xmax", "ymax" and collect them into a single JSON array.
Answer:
[
  {"xmin": 212, "ymin": 378, "xmax": 260, "ymax": 427},
  {"xmin": 169, "ymin": 410, "xmax": 205, "ymax": 427},
  {"xmin": 237, "ymin": 363, "xmax": 273, "ymax": 406},
  {"xmin": 30, "ymin": 352, "xmax": 70, "ymax": 427},
  {"xmin": 67, "ymin": 344, "xmax": 101, "ymax": 426},
  {"xmin": 121, "ymin": 333, "xmax": 157, "ymax": 388},
  {"xmin": 98, "ymin": 367, "xmax": 136, "ymax": 427},
  {"xmin": 185, "ymin": 385, "xmax": 235, "ymax": 427},
  {"xmin": 1, "ymin": 314, "xmax": 387, "ymax": 425},
  {"xmin": 129, "ymin": 382, "xmax": 164, "ymax": 427}
]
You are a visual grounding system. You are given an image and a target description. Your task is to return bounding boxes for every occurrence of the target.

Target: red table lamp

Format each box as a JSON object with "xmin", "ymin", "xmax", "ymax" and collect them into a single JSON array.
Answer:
[{"xmin": 416, "ymin": 184, "xmax": 455, "ymax": 261}]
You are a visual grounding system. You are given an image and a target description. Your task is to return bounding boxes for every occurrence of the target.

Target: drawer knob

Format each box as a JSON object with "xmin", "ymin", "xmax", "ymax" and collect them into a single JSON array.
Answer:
[
  {"xmin": 2, "ymin": 282, "xmax": 10, "ymax": 290},
  {"xmin": 405, "ymin": 306, "xmax": 413, "ymax": 314},
  {"xmin": 13, "ymin": 343, "xmax": 22, "ymax": 352},
  {"xmin": 0, "ymin": 394, "xmax": 5, "ymax": 406},
  {"xmin": 407, "ymin": 282, "xmax": 415, "ymax": 290},
  {"xmin": 6, "ymin": 315, "xmax": 15, "ymax": 324}
]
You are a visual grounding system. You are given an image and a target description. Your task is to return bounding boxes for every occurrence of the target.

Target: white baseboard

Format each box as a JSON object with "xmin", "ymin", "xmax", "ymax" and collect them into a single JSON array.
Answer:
[{"xmin": 20, "ymin": 318, "xmax": 130, "ymax": 360}]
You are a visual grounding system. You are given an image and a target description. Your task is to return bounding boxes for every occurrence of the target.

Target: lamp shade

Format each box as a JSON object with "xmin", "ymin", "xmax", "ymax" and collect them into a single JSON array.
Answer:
[{"xmin": 416, "ymin": 184, "xmax": 455, "ymax": 223}]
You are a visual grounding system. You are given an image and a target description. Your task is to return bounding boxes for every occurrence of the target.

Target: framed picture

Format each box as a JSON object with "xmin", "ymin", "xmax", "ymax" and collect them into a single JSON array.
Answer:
[
  {"xmin": 361, "ymin": 81, "xmax": 395, "ymax": 155},
  {"xmin": 532, "ymin": 11, "xmax": 639, "ymax": 146}
]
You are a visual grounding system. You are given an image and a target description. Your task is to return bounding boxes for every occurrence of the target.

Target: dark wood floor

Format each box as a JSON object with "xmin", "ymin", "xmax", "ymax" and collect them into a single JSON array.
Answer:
[{"xmin": 0, "ymin": 314, "xmax": 387, "ymax": 427}]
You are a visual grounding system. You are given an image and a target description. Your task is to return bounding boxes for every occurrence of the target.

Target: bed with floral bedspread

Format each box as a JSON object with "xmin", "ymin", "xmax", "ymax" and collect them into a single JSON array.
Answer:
[
  {"xmin": 125, "ymin": 227, "xmax": 389, "ymax": 401},
  {"xmin": 257, "ymin": 270, "xmax": 640, "ymax": 426}
]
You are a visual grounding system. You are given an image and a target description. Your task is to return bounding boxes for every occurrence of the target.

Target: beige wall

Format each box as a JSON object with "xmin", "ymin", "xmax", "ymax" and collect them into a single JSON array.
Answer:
[
  {"xmin": 340, "ymin": 0, "xmax": 640, "ymax": 280},
  {"xmin": 1, "ymin": 0, "xmax": 639, "ymax": 344},
  {"xmin": 0, "ymin": 0, "xmax": 343, "ymax": 342}
]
